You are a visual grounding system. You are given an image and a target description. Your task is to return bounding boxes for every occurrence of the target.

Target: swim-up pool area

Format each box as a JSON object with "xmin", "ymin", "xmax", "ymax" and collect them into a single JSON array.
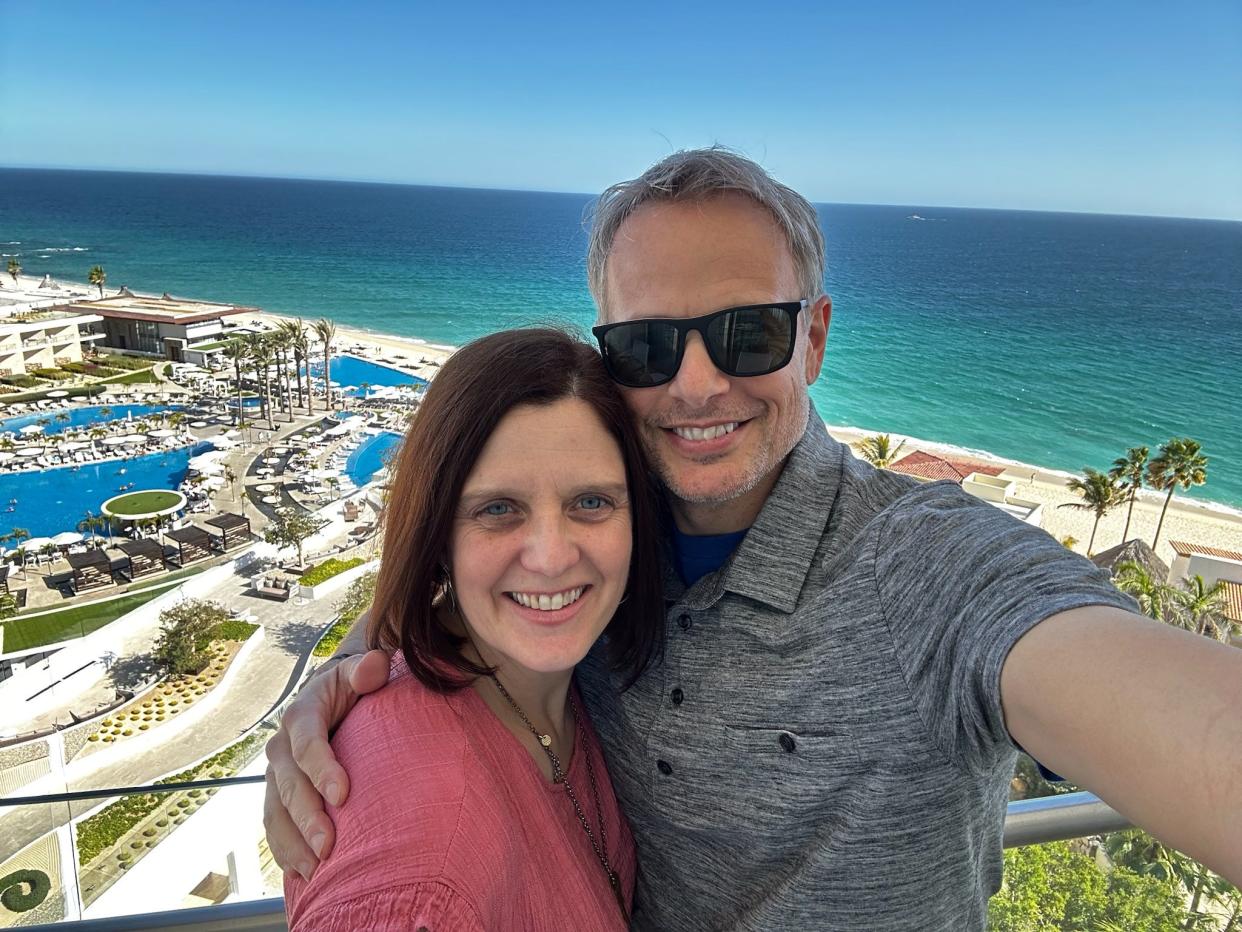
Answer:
[
  {"xmin": 0, "ymin": 442, "xmax": 211, "ymax": 539},
  {"xmin": 343, "ymin": 431, "xmax": 402, "ymax": 488},
  {"xmin": 307, "ymin": 355, "xmax": 427, "ymax": 397},
  {"xmin": 0, "ymin": 404, "xmax": 183, "ymax": 437}
]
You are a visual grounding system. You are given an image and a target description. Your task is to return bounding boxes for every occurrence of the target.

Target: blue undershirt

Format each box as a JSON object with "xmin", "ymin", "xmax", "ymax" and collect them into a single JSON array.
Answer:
[{"xmin": 671, "ymin": 526, "xmax": 749, "ymax": 587}]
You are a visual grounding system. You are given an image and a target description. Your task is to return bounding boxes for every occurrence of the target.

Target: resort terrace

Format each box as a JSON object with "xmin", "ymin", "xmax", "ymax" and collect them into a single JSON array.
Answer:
[{"xmin": 54, "ymin": 294, "xmax": 256, "ymax": 362}]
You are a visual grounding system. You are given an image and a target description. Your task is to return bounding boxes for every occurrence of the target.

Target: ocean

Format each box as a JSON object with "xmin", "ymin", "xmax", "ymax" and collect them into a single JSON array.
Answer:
[{"xmin": 2, "ymin": 168, "xmax": 1239, "ymax": 508}]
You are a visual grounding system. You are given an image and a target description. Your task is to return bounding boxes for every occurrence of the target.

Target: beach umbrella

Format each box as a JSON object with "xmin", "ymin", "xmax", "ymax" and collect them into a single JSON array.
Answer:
[
  {"xmin": 18, "ymin": 446, "xmax": 44, "ymax": 457},
  {"xmin": 210, "ymin": 434, "xmax": 238, "ymax": 449},
  {"xmin": 0, "ymin": 451, "xmax": 14, "ymax": 463},
  {"xmin": 52, "ymin": 531, "xmax": 83, "ymax": 547},
  {"xmin": 120, "ymin": 434, "xmax": 145, "ymax": 444},
  {"xmin": 23, "ymin": 536, "xmax": 55, "ymax": 550},
  {"xmin": 19, "ymin": 424, "xmax": 44, "ymax": 435},
  {"xmin": 149, "ymin": 428, "xmax": 175, "ymax": 438},
  {"xmin": 46, "ymin": 389, "xmax": 70, "ymax": 398},
  {"xmin": 102, "ymin": 436, "xmax": 129, "ymax": 446}
]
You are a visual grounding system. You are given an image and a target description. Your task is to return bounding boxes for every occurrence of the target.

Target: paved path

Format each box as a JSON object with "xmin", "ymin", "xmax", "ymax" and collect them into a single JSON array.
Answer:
[{"xmin": 0, "ymin": 549, "xmax": 351, "ymax": 863}]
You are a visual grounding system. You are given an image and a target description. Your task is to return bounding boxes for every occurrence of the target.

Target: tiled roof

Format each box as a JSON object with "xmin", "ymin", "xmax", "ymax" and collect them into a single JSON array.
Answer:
[
  {"xmin": 1222, "ymin": 580, "xmax": 1242, "ymax": 625},
  {"xmin": 1169, "ymin": 540, "xmax": 1242, "ymax": 563},
  {"xmin": 887, "ymin": 451, "xmax": 1005, "ymax": 484}
]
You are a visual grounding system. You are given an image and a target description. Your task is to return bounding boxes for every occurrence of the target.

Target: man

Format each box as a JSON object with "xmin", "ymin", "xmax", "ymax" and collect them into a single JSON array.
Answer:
[{"xmin": 265, "ymin": 149, "xmax": 1241, "ymax": 929}]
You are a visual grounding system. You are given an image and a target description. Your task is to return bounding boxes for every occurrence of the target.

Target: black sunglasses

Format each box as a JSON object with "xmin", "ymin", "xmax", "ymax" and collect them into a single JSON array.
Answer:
[{"xmin": 592, "ymin": 300, "xmax": 808, "ymax": 388}]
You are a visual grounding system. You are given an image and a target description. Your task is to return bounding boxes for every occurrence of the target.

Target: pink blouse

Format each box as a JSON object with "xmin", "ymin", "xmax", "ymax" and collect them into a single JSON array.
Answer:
[{"xmin": 284, "ymin": 654, "xmax": 636, "ymax": 931}]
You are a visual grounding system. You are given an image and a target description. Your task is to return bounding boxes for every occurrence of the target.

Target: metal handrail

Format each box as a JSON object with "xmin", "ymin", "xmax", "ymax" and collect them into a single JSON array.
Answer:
[{"xmin": 7, "ymin": 785, "xmax": 1132, "ymax": 932}]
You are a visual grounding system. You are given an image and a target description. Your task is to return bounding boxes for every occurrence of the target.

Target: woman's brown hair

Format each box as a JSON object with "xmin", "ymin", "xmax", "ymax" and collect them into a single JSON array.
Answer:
[{"xmin": 367, "ymin": 327, "xmax": 664, "ymax": 691}]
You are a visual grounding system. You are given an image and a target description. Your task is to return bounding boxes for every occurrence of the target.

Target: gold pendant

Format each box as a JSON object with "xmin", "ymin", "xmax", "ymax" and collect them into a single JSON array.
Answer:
[{"xmin": 539, "ymin": 734, "xmax": 552, "ymax": 747}]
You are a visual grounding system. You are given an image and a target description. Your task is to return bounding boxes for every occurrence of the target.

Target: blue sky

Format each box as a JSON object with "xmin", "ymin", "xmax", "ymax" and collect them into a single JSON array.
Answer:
[{"xmin": 1, "ymin": 0, "xmax": 1239, "ymax": 219}]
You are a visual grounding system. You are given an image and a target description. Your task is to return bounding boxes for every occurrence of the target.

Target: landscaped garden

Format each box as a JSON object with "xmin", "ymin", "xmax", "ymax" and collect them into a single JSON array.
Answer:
[
  {"xmin": 313, "ymin": 569, "xmax": 375, "ymax": 657},
  {"xmin": 101, "ymin": 489, "xmax": 186, "ymax": 518},
  {"xmin": 298, "ymin": 556, "xmax": 364, "ymax": 587}
]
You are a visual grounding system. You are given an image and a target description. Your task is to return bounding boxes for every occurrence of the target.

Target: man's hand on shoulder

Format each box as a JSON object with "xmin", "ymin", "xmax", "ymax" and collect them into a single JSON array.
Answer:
[
  {"xmin": 1002, "ymin": 605, "xmax": 1242, "ymax": 885},
  {"xmin": 264, "ymin": 648, "xmax": 389, "ymax": 880}
]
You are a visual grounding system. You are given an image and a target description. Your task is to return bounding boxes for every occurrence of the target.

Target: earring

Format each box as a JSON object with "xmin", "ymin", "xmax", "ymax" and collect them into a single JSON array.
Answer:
[{"xmin": 439, "ymin": 563, "xmax": 459, "ymax": 615}]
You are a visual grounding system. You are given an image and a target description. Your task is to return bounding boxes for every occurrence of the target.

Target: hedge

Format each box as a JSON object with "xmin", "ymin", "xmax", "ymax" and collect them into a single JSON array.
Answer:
[
  {"xmin": 0, "ymin": 869, "xmax": 51, "ymax": 912},
  {"xmin": 313, "ymin": 570, "xmax": 377, "ymax": 657},
  {"xmin": 210, "ymin": 619, "xmax": 259, "ymax": 642},
  {"xmin": 299, "ymin": 556, "xmax": 364, "ymax": 587},
  {"xmin": 75, "ymin": 731, "xmax": 270, "ymax": 866}
]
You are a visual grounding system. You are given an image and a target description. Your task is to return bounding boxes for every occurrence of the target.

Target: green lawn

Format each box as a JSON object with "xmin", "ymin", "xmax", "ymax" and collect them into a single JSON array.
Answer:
[
  {"xmin": 189, "ymin": 339, "xmax": 238, "ymax": 352},
  {"xmin": 1, "ymin": 566, "xmax": 209, "ymax": 653},
  {"xmin": 99, "ymin": 368, "xmax": 158, "ymax": 385},
  {"xmin": 2, "ymin": 590, "xmax": 167, "ymax": 653},
  {"xmin": 103, "ymin": 490, "xmax": 184, "ymax": 517}
]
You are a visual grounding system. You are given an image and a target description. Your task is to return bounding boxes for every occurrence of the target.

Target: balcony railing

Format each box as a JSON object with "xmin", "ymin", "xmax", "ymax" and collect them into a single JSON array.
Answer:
[{"xmin": 3, "ymin": 778, "xmax": 1131, "ymax": 932}]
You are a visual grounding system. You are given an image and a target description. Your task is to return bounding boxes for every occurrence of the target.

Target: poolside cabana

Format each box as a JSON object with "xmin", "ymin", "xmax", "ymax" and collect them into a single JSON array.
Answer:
[
  {"xmin": 116, "ymin": 538, "xmax": 168, "ymax": 581},
  {"xmin": 204, "ymin": 512, "xmax": 251, "ymax": 551},
  {"xmin": 66, "ymin": 550, "xmax": 114, "ymax": 593},
  {"xmin": 163, "ymin": 526, "xmax": 214, "ymax": 567}
]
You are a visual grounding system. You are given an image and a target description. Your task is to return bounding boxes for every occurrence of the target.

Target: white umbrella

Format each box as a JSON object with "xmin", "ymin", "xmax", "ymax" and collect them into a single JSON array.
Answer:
[
  {"xmin": 19, "ymin": 424, "xmax": 44, "ymax": 435},
  {"xmin": 209, "ymin": 435, "xmax": 238, "ymax": 450},
  {"xmin": 23, "ymin": 536, "xmax": 55, "ymax": 550},
  {"xmin": 102, "ymin": 436, "xmax": 129, "ymax": 446},
  {"xmin": 149, "ymin": 428, "xmax": 175, "ymax": 438},
  {"xmin": 46, "ymin": 390, "xmax": 70, "ymax": 399},
  {"xmin": 0, "ymin": 451, "xmax": 13, "ymax": 462},
  {"xmin": 121, "ymin": 434, "xmax": 145, "ymax": 444},
  {"xmin": 52, "ymin": 531, "xmax": 83, "ymax": 546},
  {"xmin": 18, "ymin": 447, "xmax": 43, "ymax": 457},
  {"xmin": 188, "ymin": 451, "xmax": 226, "ymax": 470},
  {"xmin": 58, "ymin": 441, "xmax": 89, "ymax": 451}
]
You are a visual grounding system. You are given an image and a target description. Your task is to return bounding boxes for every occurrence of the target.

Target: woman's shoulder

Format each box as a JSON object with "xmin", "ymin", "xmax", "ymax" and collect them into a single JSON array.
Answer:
[{"xmin": 330, "ymin": 653, "xmax": 471, "ymax": 799}]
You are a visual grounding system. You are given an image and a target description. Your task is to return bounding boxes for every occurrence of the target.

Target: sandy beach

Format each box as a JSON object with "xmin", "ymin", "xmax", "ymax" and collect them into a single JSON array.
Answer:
[{"xmin": 828, "ymin": 424, "xmax": 1242, "ymax": 567}]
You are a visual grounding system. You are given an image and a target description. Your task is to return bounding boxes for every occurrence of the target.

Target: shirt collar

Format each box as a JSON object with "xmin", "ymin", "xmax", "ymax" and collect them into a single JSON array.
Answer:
[{"xmin": 671, "ymin": 406, "xmax": 845, "ymax": 614}]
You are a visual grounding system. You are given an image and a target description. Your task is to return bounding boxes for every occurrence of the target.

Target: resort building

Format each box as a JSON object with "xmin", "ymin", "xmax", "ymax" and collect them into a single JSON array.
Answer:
[
  {"xmin": 1168, "ymin": 540, "xmax": 1242, "ymax": 629},
  {"xmin": 0, "ymin": 308, "xmax": 105, "ymax": 376},
  {"xmin": 55, "ymin": 294, "xmax": 256, "ymax": 361},
  {"xmin": 887, "ymin": 451, "xmax": 1044, "ymax": 526}
]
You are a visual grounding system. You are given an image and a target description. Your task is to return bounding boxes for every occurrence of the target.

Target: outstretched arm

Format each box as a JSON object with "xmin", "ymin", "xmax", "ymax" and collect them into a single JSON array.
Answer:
[
  {"xmin": 1002, "ymin": 605, "xmax": 1242, "ymax": 884},
  {"xmin": 265, "ymin": 612, "xmax": 388, "ymax": 880}
]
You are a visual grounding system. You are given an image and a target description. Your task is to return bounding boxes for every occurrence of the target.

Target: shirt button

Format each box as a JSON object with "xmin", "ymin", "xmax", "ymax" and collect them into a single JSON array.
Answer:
[
  {"xmin": 657, "ymin": 759, "xmax": 673, "ymax": 775},
  {"xmin": 670, "ymin": 688, "xmax": 684, "ymax": 705},
  {"xmin": 779, "ymin": 733, "xmax": 797, "ymax": 753},
  {"xmin": 677, "ymin": 613, "xmax": 692, "ymax": 631}
]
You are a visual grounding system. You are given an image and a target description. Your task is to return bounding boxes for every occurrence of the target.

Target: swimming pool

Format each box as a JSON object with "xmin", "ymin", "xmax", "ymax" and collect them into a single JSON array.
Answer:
[
  {"xmin": 307, "ymin": 355, "xmax": 427, "ymax": 397},
  {"xmin": 0, "ymin": 442, "xmax": 211, "ymax": 539},
  {"xmin": 0, "ymin": 404, "xmax": 184, "ymax": 437},
  {"xmin": 343, "ymin": 431, "xmax": 402, "ymax": 488}
]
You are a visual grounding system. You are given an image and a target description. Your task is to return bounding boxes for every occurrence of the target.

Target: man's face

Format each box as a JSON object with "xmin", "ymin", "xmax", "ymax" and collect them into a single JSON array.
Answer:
[{"xmin": 602, "ymin": 194, "xmax": 830, "ymax": 531}]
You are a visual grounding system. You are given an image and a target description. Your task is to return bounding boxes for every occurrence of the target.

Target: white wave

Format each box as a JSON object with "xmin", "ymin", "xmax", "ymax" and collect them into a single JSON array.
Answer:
[{"xmin": 34, "ymin": 246, "xmax": 88, "ymax": 253}]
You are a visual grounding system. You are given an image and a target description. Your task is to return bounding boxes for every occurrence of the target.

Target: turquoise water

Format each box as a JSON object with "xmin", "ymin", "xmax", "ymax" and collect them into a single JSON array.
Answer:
[
  {"xmin": 307, "ymin": 355, "xmax": 427, "ymax": 397},
  {"xmin": 2, "ymin": 169, "xmax": 1238, "ymax": 507},
  {"xmin": 344, "ymin": 432, "xmax": 402, "ymax": 487},
  {"xmin": 0, "ymin": 404, "xmax": 182, "ymax": 436},
  {"xmin": 0, "ymin": 442, "xmax": 211, "ymax": 539}
]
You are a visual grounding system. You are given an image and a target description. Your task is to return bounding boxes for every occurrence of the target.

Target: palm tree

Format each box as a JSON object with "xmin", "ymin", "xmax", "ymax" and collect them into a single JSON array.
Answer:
[
  {"xmin": 7, "ymin": 257, "xmax": 20, "ymax": 286},
  {"xmin": 98, "ymin": 405, "xmax": 113, "ymax": 420},
  {"xmin": 280, "ymin": 320, "xmax": 310, "ymax": 413},
  {"xmin": 1108, "ymin": 446, "xmax": 1148, "ymax": 545},
  {"xmin": 857, "ymin": 434, "xmax": 906, "ymax": 469},
  {"xmin": 54, "ymin": 412, "xmax": 70, "ymax": 427},
  {"xmin": 222, "ymin": 340, "xmax": 249, "ymax": 426},
  {"xmin": 269, "ymin": 326, "xmax": 295, "ymax": 421},
  {"xmin": 244, "ymin": 333, "xmax": 277, "ymax": 430},
  {"xmin": 1147, "ymin": 438, "xmax": 1208, "ymax": 550},
  {"xmin": 312, "ymin": 318, "xmax": 337, "ymax": 410},
  {"xmin": 1114, "ymin": 560, "xmax": 1179, "ymax": 622},
  {"xmin": 88, "ymin": 265, "xmax": 107, "ymax": 298},
  {"xmin": 1059, "ymin": 468, "xmax": 1118, "ymax": 554},
  {"xmin": 1175, "ymin": 575, "xmax": 1233, "ymax": 642}
]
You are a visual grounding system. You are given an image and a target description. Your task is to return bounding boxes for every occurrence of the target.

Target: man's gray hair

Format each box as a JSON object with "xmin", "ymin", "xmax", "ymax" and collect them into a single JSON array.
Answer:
[{"xmin": 586, "ymin": 147, "xmax": 825, "ymax": 317}]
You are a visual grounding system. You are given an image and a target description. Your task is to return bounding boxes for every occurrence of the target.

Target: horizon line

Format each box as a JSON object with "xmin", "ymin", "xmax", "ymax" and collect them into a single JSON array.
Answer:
[{"xmin": 2, "ymin": 162, "xmax": 1238, "ymax": 225}]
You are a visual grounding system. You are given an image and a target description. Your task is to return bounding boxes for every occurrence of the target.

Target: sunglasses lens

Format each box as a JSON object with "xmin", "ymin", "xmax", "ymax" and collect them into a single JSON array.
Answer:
[
  {"xmin": 705, "ymin": 306, "xmax": 795, "ymax": 375},
  {"xmin": 602, "ymin": 322, "xmax": 681, "ymax": 387}
]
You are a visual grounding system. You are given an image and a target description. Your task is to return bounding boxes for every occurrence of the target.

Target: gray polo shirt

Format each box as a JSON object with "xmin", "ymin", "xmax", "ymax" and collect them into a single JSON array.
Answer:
[{"xmin": 578, "ymin": 413, "xmax": 1136, "ymax": 930}]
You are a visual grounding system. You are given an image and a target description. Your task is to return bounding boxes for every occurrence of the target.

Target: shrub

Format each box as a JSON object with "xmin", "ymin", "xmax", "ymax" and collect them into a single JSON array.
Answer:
[
  {"xmin": 211, "ymin": 619, "xmax": 258, "ymax": 642},
  {"xmin": 122, "ymin": 729, "xmax": 133, "ymax": 736},
  {"xmin": 103, "ymin": 736, "xmax": 114, "ymax": 742},
  {"xmin": 130, "ymin": 841, "xmax": 143, "ymax": 849},
  {"xmin": 139, "ymin": 724, "xmax": 149, "ymax": 730},
  {"xmin": 88, "ymin": 734, "xmax": 100, "ymax": 742},
  {"xmin": 117, "ymin": 852, "xmax": 131, "ymax": 862},
  {"xmin": 299, "ymin": 557, "xmax": 364, "ymax": 587},
  {"xmin": 156, "ymin": 818, "xmax": 168, "ymax": 827},
  {"xmin": 0, "ymin": 869, "xmax": 51, "ymax": 912},
  {"xmin": 142, "ymin": 828, "xmax": 156, "ymax": 837},
  {"xmin": 177, "ymin": 799, "xmax": 191, "ymax": 808},
  {"xmin": 314, "ymin": 570, "xmax": 377, "ymax": 657}
]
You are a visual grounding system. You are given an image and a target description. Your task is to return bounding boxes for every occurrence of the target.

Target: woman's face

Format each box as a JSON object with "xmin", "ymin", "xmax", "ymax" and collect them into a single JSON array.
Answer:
[{"xmin": 449, "ymin": 397, "xmax": 632, "ymax": 677}]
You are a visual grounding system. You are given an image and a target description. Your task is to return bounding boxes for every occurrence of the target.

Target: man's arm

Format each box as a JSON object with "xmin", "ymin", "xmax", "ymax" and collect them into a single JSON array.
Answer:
[
  {"xmin": 1002, "ymin": 605, "xmax": 1242, "ymax": 885},
  {"xmin": 264, "ymin": 611, "xmax": 388, "ymax": 880}
]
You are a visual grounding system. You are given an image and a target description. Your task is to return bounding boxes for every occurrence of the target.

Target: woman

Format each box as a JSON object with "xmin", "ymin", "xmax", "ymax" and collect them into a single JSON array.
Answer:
[{"xmin": 284, "ymin": 328, "xmax": 664, "ymax": 930}]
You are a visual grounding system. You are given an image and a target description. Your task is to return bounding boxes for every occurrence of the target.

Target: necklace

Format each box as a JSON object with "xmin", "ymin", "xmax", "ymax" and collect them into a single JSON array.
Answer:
[{"xmin": 488, "ymin": 672, "xmax": 629, "ymax": 925}]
